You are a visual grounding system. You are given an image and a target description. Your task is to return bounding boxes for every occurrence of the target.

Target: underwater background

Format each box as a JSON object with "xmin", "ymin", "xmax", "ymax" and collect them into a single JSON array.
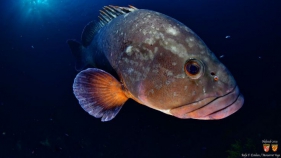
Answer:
[{"xmin": 0, "ymin": 0, "xmax": 280, "ymax": 157}]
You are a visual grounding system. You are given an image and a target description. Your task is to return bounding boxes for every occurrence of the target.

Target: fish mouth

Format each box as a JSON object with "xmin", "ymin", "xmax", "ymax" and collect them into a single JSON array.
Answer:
[{"xmin": 170, "ymin": 86, "xmax": 244, "ymax": 120}]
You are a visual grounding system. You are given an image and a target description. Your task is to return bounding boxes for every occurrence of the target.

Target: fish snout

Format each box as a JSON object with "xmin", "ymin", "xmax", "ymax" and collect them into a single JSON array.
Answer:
[{"xmin": 170, "ymin": 86, "xmax": 244, "ymax": 120}]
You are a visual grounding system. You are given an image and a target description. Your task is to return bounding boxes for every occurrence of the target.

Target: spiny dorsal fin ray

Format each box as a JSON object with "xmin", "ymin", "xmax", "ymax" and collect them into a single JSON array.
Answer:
[
  {"xmin": 98, "ymin": 5, "xmax": 138, "ymax": 27},
  {"xmin": 81, "ymin": 5, "xmax": 138, "ymax": 47}
]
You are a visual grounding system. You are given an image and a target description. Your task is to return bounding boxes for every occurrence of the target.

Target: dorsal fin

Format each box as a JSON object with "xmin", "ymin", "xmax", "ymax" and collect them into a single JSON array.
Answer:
[
  {"xmin": 81, "ymin": 21, "xmax": 102, "ymax": 47},
  {"xmin": 81, "ymin": 5, "xmax": 138, "ymax": 47},
  {"xmin": 98, "ymin": 5, "xmax": 138, "ymax": 26}
]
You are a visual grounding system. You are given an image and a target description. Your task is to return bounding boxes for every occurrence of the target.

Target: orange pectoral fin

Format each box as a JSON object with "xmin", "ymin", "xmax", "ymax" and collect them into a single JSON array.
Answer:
[{"xmin": 73, "ymin": 68, "xmax": 128, "ymax": 122}]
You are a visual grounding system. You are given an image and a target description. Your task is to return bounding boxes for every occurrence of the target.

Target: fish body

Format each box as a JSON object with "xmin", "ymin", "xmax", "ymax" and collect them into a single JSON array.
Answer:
[{"xmin": 67, "ymin": 5, "xmax": 244, "ymax": 122}]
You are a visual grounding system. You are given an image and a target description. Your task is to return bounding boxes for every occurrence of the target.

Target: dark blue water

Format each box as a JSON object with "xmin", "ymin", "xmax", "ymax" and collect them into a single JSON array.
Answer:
[{"xmin": 0, "ymin": 0, "xmax": 280, "ymax": 157}]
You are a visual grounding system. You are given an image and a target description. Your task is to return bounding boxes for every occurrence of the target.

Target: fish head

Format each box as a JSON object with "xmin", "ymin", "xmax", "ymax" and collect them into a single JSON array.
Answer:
[{"xmin": 135, "ymin": 18, "xmax": 244, "ymax": 120}]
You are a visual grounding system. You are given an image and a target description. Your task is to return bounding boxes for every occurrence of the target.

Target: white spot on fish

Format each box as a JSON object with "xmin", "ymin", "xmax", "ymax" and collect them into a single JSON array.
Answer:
[
  {"xmin": 128, "ymin": 68, "xmax": 134, "ymax": 74},
  {"xmin": 123, "ymin": 57, "xmax": 129, "ymax": 63},
  {"xmin": 155, "ymin": 32, "xmax": 165, "ymax": 40},
  {"xmin": 166, "ymin": 27, "xmax": 178, "ymax": 36},
  {"xmin": 143, "ymin": 30, "xmax": 147, "ymax": 35},
  {"xmin": 176, "ymin": 74, "xmax": 186, "ymax": 78},
  {"xmin": 152, "ymin": 69, "xmax": 159, "ymax": 73},
  {"xmin": 130, "ymin": 70, "xmax": 143, "ymax": 82},
  {"xmin": 148, "ymin": 89, "xmax": 154, "ymax": 95},
  {"xmin": 172, "ymin": 62, "xmax": 177, "ymax": 66},
  {"xmin": 188, "ymin": 42, "xmax": 194, "ymax": 48},
  {"xmin": 126, "ymin": 46, "xmax": 133, "ymax": 55},
  {"xmin": 225, "ymin": 35, "xmax": 231, "ymax": 39},
  {"xmin": 154, "ymin": 47, "xmax": 158, "ymax": 53},
  {"xmin": 204, "ymin": 58, "xmax": 209, "ymax": 63},
  {"xmin": 171, "ymin": 46, "xmax": 177, "ymax": 53},
  {"xmin": 148, "ymin": 51, "xmax": 154, "ymax": 60},
  {"xmin": 155, "ymin": 84, "xmax": 162, "ymax": 89},
  {"xmin": 189, "ymin": 37, "xmax": 195, "ymax": 41},
  {"xmin": 160, "ymin": 38, "xmax": 187, "ymax": 58},
  {"xmin": 198, "ymin": 44, "xmax": 204, "ymax": 49},
  {"xmin": 167, "ymin": 71, "xmax": 173, "ymax": 76},
  {"xmin": 130, "ymin": 60, "xmax": 135, "ymax": 65},
  {"xmin": 137, "ymin": 52, "xmax": 147, "ymax": 60},
  {"xmin": 144, "ymin": 38, "xmax": 155, "ymax": 45},
  {"xmin": 142, "ymin": 67, "xmax": 151, "ymax": 74}
]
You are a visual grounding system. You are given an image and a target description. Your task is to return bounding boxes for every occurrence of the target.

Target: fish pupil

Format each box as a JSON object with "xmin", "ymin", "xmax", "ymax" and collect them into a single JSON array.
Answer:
[{"xmin": 187, "ymin": 64, "xmax": 199, "ymax": 75}]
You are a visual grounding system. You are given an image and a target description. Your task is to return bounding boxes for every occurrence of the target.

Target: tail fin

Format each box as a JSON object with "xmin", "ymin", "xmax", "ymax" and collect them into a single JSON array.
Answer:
[
  {"xmin": 67, "ymin": 21, "xmax": 101, "ymax": 71},
  {"xmin": 67, "ymin": 40, "xmax": 88, "ymax": 71}
]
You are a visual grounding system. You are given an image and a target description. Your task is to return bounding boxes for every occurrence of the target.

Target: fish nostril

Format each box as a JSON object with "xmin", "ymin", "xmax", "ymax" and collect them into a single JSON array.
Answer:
[
  {"xmin": 214, "ymin": 76, "xmax": 219, "ymax": 81},
  {"xmin": 210, "ymin": 72, "xmax": 215, "ymax": 76}
]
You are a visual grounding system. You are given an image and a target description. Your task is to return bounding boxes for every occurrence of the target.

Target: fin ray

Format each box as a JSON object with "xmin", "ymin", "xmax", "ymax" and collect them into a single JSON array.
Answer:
[
  {"xmin": 73, "ymin": 68, "xmax": 128, "ymax": 122},
  {"xmin": 97, "ymin": 5, "xmax": 138, "ymax": 26}
]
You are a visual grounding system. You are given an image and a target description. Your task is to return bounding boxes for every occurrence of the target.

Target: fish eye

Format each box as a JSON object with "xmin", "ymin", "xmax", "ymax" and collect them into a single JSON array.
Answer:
[{"xmin": 184, "ymin": 59, "xmax": 204, "ymax": 79}]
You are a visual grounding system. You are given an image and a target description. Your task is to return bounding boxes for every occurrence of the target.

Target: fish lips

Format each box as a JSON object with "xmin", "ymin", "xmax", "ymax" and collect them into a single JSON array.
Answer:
[{"xmin": 170, "ymin": 86, "xmax": 244, "ymax": 120}]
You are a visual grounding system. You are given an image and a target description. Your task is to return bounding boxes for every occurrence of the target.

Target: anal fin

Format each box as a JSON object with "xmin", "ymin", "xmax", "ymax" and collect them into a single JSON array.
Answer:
[{"xmin": 73, "ymin": 68, "xmax": 128, "ymax": 122}]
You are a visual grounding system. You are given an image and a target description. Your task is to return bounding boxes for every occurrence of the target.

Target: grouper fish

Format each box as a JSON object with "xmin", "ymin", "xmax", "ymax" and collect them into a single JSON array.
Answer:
[{"xmin": 67, "ymin": 5, "xmax": 244, "ymax": 122}]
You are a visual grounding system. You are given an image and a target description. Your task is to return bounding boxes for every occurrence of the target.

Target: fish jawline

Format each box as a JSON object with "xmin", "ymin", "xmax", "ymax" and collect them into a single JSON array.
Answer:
[{"xmin": 169, "ymin": 85, "xmax": 241, "ymax": 119}]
